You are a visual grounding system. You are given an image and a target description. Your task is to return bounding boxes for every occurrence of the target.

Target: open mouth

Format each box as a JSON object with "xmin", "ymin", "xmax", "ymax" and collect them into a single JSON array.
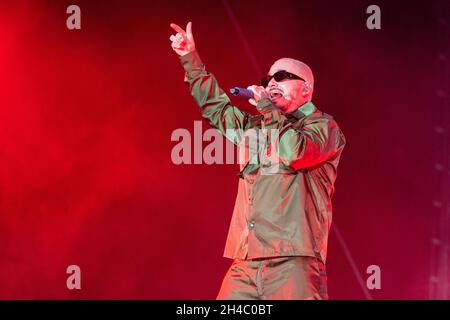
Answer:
[{"xmin": 269, "ymin": 91, "xmax": 283, "ymax": 99}]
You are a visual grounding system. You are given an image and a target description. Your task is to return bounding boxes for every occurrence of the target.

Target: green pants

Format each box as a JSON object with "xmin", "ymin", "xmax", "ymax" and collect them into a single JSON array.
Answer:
[{"xmin": 217, "ymin": 256, "xmax": 328, "ymax": 300}]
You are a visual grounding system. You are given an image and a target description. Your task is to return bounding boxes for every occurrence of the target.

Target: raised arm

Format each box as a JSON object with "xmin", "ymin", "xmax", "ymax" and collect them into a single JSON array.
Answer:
[{"xmin": 169, "ymin": 22, "xmax": 256, "ymax": 144}]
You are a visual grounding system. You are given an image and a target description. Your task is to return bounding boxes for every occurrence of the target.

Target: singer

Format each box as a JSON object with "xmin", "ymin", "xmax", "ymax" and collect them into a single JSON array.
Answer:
[{"xmin": 170, "ymin": 22, "xmax": 346, "ymax": 300}]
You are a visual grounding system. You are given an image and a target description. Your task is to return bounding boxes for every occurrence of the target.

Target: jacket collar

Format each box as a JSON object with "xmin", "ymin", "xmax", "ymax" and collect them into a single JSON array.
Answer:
[{"xmin": 286, "ymin": 101, "xmax": 317, "ymax": 122}]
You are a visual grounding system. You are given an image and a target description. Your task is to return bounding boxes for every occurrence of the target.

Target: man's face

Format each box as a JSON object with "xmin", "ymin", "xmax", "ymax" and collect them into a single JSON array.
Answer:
[{"xmin": 265, "ymin": 59, "xmax": 313, "ymax": 113}]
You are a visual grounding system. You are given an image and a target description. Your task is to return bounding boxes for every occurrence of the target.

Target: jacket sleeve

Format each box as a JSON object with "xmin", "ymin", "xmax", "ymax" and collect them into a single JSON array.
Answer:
[
  {"xmin": 180, "ymin": 51, "xmax": 255, "ymax": 145},
  {"xmin": 257, "ymin": 98, "xmax": 346, "ymax": 170}
]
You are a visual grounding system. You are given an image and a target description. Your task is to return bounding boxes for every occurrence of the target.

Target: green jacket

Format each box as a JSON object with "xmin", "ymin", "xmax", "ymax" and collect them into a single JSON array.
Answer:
[{"xmin": 180, "ymin": 51, "xmax": 346, "ymax": 263}]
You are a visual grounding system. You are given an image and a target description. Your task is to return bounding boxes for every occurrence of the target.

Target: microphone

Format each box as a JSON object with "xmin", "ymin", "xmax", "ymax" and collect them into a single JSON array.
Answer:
[{"xmin": 229, "ymin": 87, "xmax": 254, "ymax": 98}]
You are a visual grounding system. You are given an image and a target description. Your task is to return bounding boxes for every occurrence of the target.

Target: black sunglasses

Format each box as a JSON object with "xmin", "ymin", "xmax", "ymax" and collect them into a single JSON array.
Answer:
[{"xmin": 261, "ymin": 70, "xmax": 306, "ymax": 87}]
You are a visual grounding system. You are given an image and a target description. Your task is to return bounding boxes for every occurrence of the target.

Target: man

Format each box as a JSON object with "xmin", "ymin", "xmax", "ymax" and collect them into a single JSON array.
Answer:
[{"xmin": 170, "ymin": 22, "xmax": 346, "ymax": 300}]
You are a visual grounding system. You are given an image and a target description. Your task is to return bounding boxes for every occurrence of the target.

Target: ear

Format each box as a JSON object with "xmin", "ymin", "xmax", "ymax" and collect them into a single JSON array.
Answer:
[{"xmin": 301, "ymin": 82, "xmax": 311, "ymax": 96}]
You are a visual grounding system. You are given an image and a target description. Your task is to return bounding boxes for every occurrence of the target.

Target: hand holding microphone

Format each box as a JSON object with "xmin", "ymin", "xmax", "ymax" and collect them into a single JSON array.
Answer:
[{"xmin": 230, "ymin": 85, "xmax": 270, "ymax": 107}]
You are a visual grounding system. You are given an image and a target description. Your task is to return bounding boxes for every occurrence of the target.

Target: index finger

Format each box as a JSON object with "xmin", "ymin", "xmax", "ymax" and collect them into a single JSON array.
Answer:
[
  {"xmin": 170, "ymin": 23, "xmax": 186, "ymax": 34},
  {"xmin": 246, "ymin": 85, "xmax": 257, "ymax": 92}
]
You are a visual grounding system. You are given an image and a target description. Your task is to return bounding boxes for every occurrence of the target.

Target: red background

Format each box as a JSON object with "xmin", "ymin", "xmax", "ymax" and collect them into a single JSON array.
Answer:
[{"xmin": 0, "ymin": 0, "xmax": 448, "ymax": 299}]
